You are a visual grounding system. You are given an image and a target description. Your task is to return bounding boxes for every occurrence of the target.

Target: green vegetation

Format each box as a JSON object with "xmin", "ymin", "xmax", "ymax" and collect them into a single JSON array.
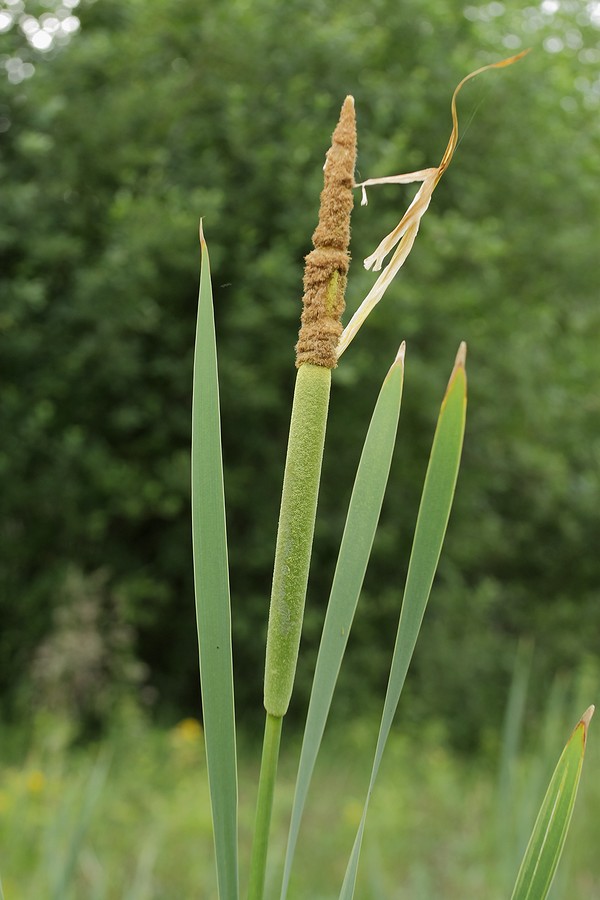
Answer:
[
  {"xmin": 1, "ymin": 0, "xmax": 600, "ymax": 743},
  {"xmin": 1, "ymin": 2, "xmax": 599, "ymax": 893},
  {"xmin": 189, "ymin": 54, "xmax": 592, "ymax": 893},
  {"xmin": 0, "ymin": 705, "xmax": 598, "ymax": 899}
]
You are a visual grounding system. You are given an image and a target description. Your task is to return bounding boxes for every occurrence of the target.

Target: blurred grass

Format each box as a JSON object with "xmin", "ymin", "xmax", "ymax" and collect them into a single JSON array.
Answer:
[{"xmin": 0, "ymin": 701, "xmax": 597, "ymax": 899}]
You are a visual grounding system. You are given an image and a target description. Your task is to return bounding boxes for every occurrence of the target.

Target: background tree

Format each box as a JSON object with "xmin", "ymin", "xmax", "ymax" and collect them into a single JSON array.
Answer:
[{"xmin": 1, "ymin": 0, "xmax": 599, "ymax": 744}]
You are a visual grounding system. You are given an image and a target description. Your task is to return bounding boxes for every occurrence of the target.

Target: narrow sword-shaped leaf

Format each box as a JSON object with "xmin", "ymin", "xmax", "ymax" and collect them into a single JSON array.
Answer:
[
  {"xmin": 191, "ymin": 225, "xmax": 238, "ymax": 900},
  {"xmin": 50, "ymin": 751, "xmax": 111, "ymax": 900},
  {"xmin": 280, "ymin": 343, "xmax": 405, "ymax": 900},
  {"xmin": 510, "ymin": 705, "xmax": 594, "ymax": 900},
  {"xmin": 496, "ymin": 641, "xmax": 534, "ymax": 890},
  {"xmin": 339, "ymin": 343, "xmax": 467, "ymax": 900}
]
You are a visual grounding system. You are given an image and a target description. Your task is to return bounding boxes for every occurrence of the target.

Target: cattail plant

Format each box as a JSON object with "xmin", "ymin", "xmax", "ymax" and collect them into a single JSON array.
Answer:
[
  {"xmin": 191, "ymin": 51, "xmax": 593, "ymax": 900},
  {"xmin": 248, "ymin": 96, "xmax": 356, "ymax": 900}
]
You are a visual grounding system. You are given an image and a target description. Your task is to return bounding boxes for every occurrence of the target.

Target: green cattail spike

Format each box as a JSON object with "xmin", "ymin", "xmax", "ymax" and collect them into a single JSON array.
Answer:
[
  {"xmin": 263, "ymin": 362, "xmax": 331, "ymax": 717},
  {"xmin": 264, "ymin": 95, "xmax": 356, "ymax": 717}
]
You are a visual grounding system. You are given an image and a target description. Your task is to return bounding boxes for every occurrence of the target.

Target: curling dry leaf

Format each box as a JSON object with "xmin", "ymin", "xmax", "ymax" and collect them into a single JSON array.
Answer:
[{"xmin": 336, "ymin": 50, "xmax": 530, "ymax": 358}]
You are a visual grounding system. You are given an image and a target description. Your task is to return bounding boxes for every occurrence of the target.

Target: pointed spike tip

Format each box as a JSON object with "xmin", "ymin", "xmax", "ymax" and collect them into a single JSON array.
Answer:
[
  {"xmin": 499, "ymin": 47, "xmax": 532, "ymax": 67},
  {"xmin": 331, "ymin": 94, "xmax": 356, "ymax": 152},
  {"xmin": 455, "ymin": 341, "xmax": 467, "ymax": 368},
  {"xmin": 581, "ymin": 705, "xmax": 595, "ymax": 729},
  {"xmin": 395, "ymin": 340, "xmax": 406, "ymax": 365},
  {"xmin": 199, "ymin": 218, "xmax": 206, "ymax": 247},
  {"xmin": 384, "ymin": 340, "xmax": 406, "ymax": 383}
]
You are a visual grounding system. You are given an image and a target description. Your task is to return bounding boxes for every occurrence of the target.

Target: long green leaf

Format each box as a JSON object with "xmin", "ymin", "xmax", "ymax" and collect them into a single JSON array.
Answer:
[
  {"xmin": 496, "ymin": 641, "xmax": 534, "ymax": 891},
  {"xmin": 339, "ymin": 343, "xmax": 467, "ymax": 900},
  {"xmin": 50, "ymin": 751, "xmax": 111, "ymax": 900},
  {"xmin": 510, "ymin": 705, "xmax": 594, "ymax": 900},
  {"xmin": 280, "ymin": 343, "xmax": 405, "ymax": 900},
  {"xmin": 191, "ymin": 225, "xmax": 238, "ymax": 900}
]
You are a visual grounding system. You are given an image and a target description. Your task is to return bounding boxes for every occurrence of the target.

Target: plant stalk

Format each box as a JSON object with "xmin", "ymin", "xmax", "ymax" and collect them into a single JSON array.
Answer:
[
  {"xmin": 263, "ymin": 96, "xmax": 356, "ymax": 718},
  {"xmin": 250, "ymin": 96, "xmax": 356, "ymax": 900},
  {"xmin": 247, "ymin": 713, "xmax": 283, "ymax": 900}
]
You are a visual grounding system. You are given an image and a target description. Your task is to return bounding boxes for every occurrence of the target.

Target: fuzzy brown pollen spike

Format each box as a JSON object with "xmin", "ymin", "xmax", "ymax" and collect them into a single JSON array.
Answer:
[{"xmin": 295, "ymin": 96, "xmax": 357, "ymax": 368}]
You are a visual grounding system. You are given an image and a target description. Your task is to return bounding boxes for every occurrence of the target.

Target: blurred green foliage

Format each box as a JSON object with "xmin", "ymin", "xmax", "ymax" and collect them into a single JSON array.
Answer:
[
  {"xmin": 1, "ymin": 694, "xmax": 599, "ymax": 898},
  {"xmin": 1, "ymin": 0, "xmax": 599, "ymax": 744}
]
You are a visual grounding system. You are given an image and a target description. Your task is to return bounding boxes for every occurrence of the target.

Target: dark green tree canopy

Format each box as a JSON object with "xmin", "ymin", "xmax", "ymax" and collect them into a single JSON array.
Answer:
[{"xmin": 1, "ymin": 0, "xmax": 599, "ymax": 744}]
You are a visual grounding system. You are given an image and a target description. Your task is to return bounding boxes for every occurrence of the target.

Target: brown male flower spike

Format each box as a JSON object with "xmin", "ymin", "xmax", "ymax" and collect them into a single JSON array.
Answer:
[{"xmin": 295, "ymin": 95, "xmax": 357, "ymax": 369}]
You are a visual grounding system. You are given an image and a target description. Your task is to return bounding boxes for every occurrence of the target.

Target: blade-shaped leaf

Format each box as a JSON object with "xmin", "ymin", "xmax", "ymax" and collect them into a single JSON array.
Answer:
[
  {"xmin": 191, "ymin": 226, "xmax": 238, "ymax": 900},
  {"xmin": 510, "ymin": 706, "xmax": 594, "ymax": 900},
  {"xmin": 496, "ymin": 641, "xmax": 534, "ymax": 890},
  {"xmin": 50, "ymin": 751, "xmax": 111, "ymax": 900},
  {"xmin": 280, "ymin": 343, "xmax": 405, "ymax": 900},
  {"xmin": 339, "ymin": 343, "xmax": 467, "ymax": 900}
]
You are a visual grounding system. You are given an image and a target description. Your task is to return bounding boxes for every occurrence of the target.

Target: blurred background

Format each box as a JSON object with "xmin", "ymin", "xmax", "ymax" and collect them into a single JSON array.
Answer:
[{"xmin": 1, "ymin": 0, "xmax": 599, "ymax": 895}]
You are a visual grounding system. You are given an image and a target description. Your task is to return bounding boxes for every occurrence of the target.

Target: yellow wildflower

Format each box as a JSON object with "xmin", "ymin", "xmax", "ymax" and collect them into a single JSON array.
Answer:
[
  {"xmin": 25, "ymin": 769, "xmax": 45, "ymax": 795},
  {"xmin": 172, "ymin": 717, "xmax": 203, "ymax": 744}
]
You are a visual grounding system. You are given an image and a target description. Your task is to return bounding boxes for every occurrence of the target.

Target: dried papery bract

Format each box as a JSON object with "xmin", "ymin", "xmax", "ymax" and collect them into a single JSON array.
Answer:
[{"xmin": 336, "ymin": 49, "xmax": 530, "ymax": 359}]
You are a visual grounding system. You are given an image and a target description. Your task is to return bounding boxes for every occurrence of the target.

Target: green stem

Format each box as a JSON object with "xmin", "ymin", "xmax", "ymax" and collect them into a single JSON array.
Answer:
[{"xmin": 247, "ymin": 713, "xmax": 283, "ymax": 900}]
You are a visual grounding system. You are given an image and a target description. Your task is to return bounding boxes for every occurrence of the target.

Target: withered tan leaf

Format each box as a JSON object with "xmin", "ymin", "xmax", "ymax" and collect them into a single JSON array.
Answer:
[{"xmin": 336, "ymin": 50, "xmax": 530, "ymax": 359}]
